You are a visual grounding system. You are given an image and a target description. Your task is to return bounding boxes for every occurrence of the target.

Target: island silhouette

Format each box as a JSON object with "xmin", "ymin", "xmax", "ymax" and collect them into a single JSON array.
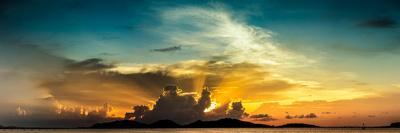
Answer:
[
  {"xmin": 91, "ymin": 118, "xmax": 284, "ymax": 128},
  {"xmin": 1, "ymin": 120, "xmax": 400, "ymax": 129},
  {"xmin": 89, "ymin": 118, "xmax": 400, "ymax": 129}
]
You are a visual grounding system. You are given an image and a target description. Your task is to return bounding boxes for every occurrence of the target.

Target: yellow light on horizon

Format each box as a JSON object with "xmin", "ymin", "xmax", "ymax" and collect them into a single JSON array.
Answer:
[{"xmin": 204, "ymin": 101, "xmax": 218, "ymax": 112}]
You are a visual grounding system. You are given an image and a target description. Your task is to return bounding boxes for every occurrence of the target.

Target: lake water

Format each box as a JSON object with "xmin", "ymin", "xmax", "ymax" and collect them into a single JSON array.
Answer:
[{"xmin": 0, "ymin": 128, "xmax": 399, "ymax": 133}]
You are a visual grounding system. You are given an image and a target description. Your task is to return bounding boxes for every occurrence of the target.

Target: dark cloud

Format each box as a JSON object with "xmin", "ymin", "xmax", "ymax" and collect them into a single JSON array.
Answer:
[
  {"xmin": 285, "ymin": 113, "xmax": 317, "ymax": 119},
  {"xmin": 304, "ymin": 113, "xmax": 318, "ymax": 118},
  {"xmin": 137, "ymin": 86, "xmax": 203, "ymax": 124},
  {"xmin": 125, "ymin": 105, "xmax": 149, "ymax": 120},
  {"xmin": 250, "ymin": 114, "xmax": 270, "ymax": 119},
  {"xmin": 203, "ymin": 103, "xmax": 230, "ymax": 120},
  {"xmin": 125, "ymin": 86, "xmax": 247, "ymax": 124},
  {"xmin": 65, "ymin": 58, "xmax": 114, "ymax": 73},
  {"xmin": 41, "ymin": 70, "xmax": 177, "ymax": 107},
  {"xmin": 359, "ymin": 17, "xmax": 397, "ymax": 28},
  {"xmin": 249, "ymin": 114, "xmax": 277, "ymax": 121},
  {"xmin": 285, "ymin": 115, "xmax": 294, "ymax": 119},
  {"xmin": 151, "ymin": 46, "xmax": 181, "ymax": 52},
  {"xmin": 194, "ymin": 87, "xmax": 212, "ymax": 113},
  {"xmin": 227, "ymin": 102, "xmax": 246, "ymax": 119}
]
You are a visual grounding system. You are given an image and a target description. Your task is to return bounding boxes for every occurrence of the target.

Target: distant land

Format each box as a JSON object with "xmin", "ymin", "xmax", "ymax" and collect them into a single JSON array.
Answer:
[
  {"xmin": 1, "ymin": 119, "xmax": 400, "ymax": 129},
  {"xmin": 0, "ymin": 125, "xmax": 18, "ymax": 129},
  {"xmin": 277, "ymin": 123, "xmax": 319, "ymax": 128},
  {"xmin": 391, "ymin": 122, "xmax": 400, "ymax": 128},
  {"xmin": 91, "ymin": 118, "xmax": 272, "ymax": 128},
  {"xmin": 89, "ymin": 118, "xmax": 400, "ymax": 129}
]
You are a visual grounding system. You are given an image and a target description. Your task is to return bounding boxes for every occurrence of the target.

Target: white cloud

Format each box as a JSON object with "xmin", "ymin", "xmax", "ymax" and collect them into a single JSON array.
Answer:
[{"xmin": 158, "ymin": 5, "xmax": 314, "ymax": 68}]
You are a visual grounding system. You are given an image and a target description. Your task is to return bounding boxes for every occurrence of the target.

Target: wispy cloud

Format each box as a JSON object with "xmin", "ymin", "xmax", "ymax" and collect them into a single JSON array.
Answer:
[
  {"xmin": 157, "ymin": 5, "xmax": 313, "ymax": 68},
  {"xmin": 151, "ymin": 45, "xmax": 181, "ymax": 52},
  {"xmin": 359, "ymin": 17, "xmax": 397, "ymax": 28}
]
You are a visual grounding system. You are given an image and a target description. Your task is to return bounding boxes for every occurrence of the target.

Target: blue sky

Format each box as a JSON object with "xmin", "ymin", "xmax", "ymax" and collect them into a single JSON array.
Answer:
[{"xmin": 1, "ymin": 0, "xmax": 399, "ymax": 62}]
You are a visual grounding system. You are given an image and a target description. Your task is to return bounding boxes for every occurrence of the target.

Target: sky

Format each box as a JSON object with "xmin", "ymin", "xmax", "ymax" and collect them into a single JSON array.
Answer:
[{"xmin": 0, "ymin": 0, "xmax": 400, "ymax": 128}]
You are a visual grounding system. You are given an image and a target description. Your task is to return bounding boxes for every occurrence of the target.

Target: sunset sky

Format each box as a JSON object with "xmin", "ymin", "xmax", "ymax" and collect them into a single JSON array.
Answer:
[{"xmin": 1, "ymin": 0, "xmax": 400, "ymax": 128}]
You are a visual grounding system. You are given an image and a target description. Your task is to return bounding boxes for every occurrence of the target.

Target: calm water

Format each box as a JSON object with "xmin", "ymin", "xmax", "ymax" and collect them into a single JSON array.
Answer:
[{"xmin": 0, "ymin": 128, "xmax": 399, "ymax": 133}]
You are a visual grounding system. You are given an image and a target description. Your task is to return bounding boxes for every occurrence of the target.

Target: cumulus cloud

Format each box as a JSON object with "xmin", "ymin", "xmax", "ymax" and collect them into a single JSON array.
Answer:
[
  {"xmin": 226, "ymin": 102, "xmax": 246, "ymax": 119},
  {"xmin": 125, "ymin": 86, "xmax": 247, "ymax": 124},
  {"xmin": 137, "ymin": 86, "xmax": 201, "ymax": 124}
]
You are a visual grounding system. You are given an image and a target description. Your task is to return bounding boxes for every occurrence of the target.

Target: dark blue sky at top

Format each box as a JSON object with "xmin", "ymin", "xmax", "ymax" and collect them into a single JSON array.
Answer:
[{"xmin": 0, "ymin": 0, "xmax": 399, "ymax": 62}]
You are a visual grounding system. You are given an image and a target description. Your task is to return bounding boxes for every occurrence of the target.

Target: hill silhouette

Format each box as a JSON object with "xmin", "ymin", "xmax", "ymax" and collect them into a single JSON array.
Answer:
[
  {"xmin": 390, "ymin": 122, "xmax": 400, "ymax": 128},
  {"xmin": 148, "ymin": 120, "xmax": 181, "ymax": 128},
  {"xmin": 185, "ymin": 118, "xmax": 272, "ymax": 128},
  {"xmin": 90, "ymin": 118, "xmax": 272, "ymax": 128},
  {"xmin": 91, "ymin": 120, "xmax": 147, "ymax": 128},
  {"xmin": 277, "ymin": 123, "xmax": 319, "ymax": 128},
  {"xmin": 0, "ymin": 126, "xmax": 18, "ymax": 129}
]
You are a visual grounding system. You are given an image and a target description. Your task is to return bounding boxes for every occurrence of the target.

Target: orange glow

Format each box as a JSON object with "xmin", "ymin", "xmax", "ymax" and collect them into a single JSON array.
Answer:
[{"xmin": 204, "ymin": 101, "xmax": 218, "ymax": 112}]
